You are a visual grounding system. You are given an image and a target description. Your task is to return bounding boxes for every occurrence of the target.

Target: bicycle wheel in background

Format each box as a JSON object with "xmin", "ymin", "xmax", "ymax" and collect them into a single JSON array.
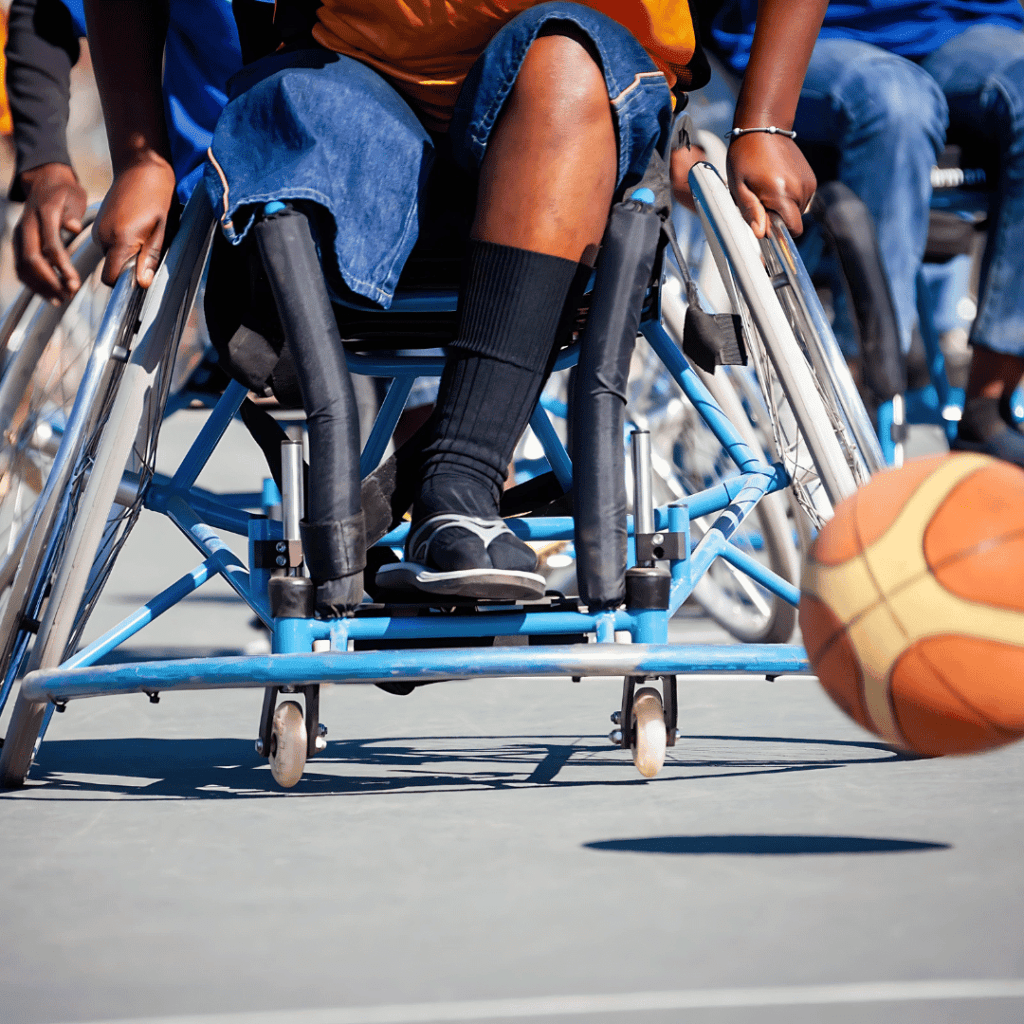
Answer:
[{"xmin": 689, "ymin": 163, "xmax": 874, "ymax": 533}]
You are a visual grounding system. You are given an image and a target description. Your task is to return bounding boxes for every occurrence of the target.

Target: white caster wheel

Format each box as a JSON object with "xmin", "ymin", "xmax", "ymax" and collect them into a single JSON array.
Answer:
[
  {"xmin": 269, "ymin": 700, "xmax": 307, "ymax": 788},
  {"xmin": 631, "ymin": 686, "xmax": 667, "ymax": 778}
]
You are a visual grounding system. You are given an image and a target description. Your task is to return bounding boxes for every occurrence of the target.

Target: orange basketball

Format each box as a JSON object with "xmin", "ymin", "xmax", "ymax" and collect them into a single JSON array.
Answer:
[{"xmin": 799, "ymin": 452, "xmax": 1024, "ymax": 756}]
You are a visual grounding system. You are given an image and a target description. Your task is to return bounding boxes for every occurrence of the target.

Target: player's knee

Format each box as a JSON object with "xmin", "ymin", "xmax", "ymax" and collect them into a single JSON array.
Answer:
[
  {"xmin": 984, "ymin": 58, "xmax": 1024, "ymax": 159},
  {"xmin": 516, "ymin": 32, "xmax": 610, "ymax": 131},
  {"xmin": 856, "ymin": 64, "xmax": 947, "ymax": 150}
]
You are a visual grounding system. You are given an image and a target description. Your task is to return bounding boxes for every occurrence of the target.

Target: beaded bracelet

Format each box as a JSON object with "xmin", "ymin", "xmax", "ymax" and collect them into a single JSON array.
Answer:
[{"xmin": 724, "ymin": 126, "xmax": 797, "ymax": 142}]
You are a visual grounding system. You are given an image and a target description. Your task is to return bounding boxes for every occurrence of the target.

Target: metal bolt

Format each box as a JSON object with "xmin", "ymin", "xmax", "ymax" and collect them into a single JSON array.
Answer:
[
  {"xmin": 652, "ymin": 533, "xmax": 664, "ymax": 545},
  {"xmin": 314, "ymin": 736, "xmax": 327, "ymax": 753},
  {"xmin": 318, "ymin": 723, "xmax": 328, "ymax": 737},
  {"xmin": 255, "ymin": 738, "xmax": 265, "ymax": 755},
  {"xmin": 609, "ymin": 728, "xmax": 623, "ymax": 745},
  {"xmin": 610, "ymin": 710, "xmax": 621, "ymax": 725},
  {"xmin": 276, "ymin": 541, "xmax": 287, "ymax": 552},
  {"xmin": 675, "ymin": 729, "xmax": 682, "ymax": 740},
  {"xmin": 275, "ymin": 555, "xmax": 287, "ymax": 566}
]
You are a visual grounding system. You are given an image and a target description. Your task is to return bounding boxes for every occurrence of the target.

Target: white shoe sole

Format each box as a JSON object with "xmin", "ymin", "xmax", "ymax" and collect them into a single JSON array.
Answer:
[{"xmin": 375, "ymin": 561, "xmax": 546, "ymax": 601}]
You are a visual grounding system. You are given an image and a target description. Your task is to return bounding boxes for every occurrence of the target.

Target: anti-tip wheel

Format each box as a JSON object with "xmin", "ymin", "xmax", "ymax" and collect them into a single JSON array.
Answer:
[
  {"xmin": 269, "ymin": 700, "xmax": 307, "ymax": 788},
  {"xmin": 632, "ymin": 686, "xmax": 667, "ymax": 778}
]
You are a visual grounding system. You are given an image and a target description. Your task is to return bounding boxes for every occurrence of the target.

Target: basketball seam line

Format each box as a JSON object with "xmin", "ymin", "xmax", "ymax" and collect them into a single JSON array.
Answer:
[
  {"xmin": 909, "ymin": 640, "xmax": 1023, "ymax": 742},
  {"xmin": 851, "ymin": 485, "xmax": 907, "ymax": 744}
]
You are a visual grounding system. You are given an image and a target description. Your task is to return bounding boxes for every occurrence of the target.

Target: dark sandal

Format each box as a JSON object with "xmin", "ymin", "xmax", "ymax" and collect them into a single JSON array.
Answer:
[{"xmin": 375, "ymin": 513, "xmax": 546, "ymax": 601}]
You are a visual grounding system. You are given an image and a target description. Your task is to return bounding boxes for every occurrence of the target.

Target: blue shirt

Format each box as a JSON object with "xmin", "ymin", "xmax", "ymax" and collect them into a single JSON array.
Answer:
[
  {"xmin": 61, "ymin": 0, "xmax": 243, "ymax": 200},
  {"xmin": 710, "ymin": 0, "xmax": 1024, "ymax": 74}
]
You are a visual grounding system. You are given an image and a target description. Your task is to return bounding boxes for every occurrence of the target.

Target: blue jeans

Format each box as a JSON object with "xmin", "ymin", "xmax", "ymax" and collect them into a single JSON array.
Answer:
[
  {"xmin": 796, "ymin": 24, "xmax": 1024, "ymax": 358},
  {"xmin": 205, "ymin": 2, "xmax": 672, "ymax": 308}
]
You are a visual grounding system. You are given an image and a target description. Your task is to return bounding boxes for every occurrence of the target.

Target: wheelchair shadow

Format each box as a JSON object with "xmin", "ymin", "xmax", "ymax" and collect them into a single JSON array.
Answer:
[
  {"xmin": 7, "ymin": 731, "xmax": 910, "ymax": 802},
  {"xmin": 585, "ymin": 835, "xmax": 950, "ymax": 856}
]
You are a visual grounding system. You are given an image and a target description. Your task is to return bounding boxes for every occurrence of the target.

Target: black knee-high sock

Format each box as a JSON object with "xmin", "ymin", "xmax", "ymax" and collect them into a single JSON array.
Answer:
[{"xmin": 414, "ymin": 240, "xmax": 583, "ymax": 524}]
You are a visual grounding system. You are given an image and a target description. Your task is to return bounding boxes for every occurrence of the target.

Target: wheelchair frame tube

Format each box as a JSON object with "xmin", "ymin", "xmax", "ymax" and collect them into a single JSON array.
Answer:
[{"xmin": 22, "ymin": 643, "xmax": 811, "ymax": 703}]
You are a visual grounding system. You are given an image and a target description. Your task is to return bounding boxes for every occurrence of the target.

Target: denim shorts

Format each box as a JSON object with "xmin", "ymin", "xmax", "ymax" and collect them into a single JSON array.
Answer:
[{"xmin": 204, "ymin": 2, "xmax": 672, "ymax": 308}]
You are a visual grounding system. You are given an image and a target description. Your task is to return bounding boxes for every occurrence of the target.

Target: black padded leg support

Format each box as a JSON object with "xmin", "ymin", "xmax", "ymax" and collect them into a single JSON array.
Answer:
[
  {"xmin": 254, "ymin": 209, "xmax": 365, "ymax": 612},
  {"xmin": 812, "ymin": 182, "xmax": 905, "ymax": 404},
  {"xmin": 572, "ymin": 199, "xmax": 661, "ymax": 611}
]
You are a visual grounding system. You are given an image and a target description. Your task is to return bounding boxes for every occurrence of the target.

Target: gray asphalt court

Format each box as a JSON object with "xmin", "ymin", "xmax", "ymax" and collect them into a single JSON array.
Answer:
[{"xmin": 2, "ymin": 412, "xmax": 1022, "ymax": 1024}]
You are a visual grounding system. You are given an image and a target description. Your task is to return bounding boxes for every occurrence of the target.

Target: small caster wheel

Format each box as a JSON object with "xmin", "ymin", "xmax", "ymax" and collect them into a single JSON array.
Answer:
[
  {"xmin": 631, "ymin": 686, "xmax": 666, "ymax": 778},
  {"xmin": 269, "ymin": 700, "xmax": 307, "ymax": 788}
]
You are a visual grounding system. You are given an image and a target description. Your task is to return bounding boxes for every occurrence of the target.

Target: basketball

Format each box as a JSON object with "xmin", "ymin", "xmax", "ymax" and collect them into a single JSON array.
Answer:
[{"xmin": 799, "ymin": 452, "xmax": 1024, "ymax": 756}]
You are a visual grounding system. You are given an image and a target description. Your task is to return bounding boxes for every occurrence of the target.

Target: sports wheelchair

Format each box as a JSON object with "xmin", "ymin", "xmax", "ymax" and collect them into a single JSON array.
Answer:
[{"xmin": 0, "ymin": 162, "xmax": 880, "ymax": 789}]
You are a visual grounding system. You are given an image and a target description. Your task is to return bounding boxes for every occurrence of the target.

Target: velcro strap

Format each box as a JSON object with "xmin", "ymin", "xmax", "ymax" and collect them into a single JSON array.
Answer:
[
  {"xmin": 300, "ymin": 512, "xmax": 366, "ymax": 581},
  {"xmin": 682, "ymin": 306, "xmax": 747, "ymax": 373}
]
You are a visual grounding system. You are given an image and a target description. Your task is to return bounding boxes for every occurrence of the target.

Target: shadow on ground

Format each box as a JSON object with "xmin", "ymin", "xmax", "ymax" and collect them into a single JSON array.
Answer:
[
  {"xmin": 2, "ymin": 732, "xmax": 909, "ymax": 801},
  {"xmin": 585, "ymin": 835, "xmax": 951, "ymax": 855}
]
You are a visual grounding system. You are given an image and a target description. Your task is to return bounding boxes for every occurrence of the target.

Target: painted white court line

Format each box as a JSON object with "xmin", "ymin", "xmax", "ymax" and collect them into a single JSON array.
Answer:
[{"xmin": 56, "ymin": 978, "xmax": 1024, "ymax": 1024}]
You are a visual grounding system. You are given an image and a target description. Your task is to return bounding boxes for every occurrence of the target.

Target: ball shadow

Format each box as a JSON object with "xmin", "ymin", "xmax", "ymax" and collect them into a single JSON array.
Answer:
[{"xmin": 585, "ymin": 835, "xmax": 951, "ymax": 855}]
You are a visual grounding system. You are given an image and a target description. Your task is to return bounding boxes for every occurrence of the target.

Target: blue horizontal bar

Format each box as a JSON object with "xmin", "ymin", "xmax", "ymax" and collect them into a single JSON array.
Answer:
[
  {"xmin": 23, "ymin": 643, "xmax": 811, "ymax": 702},
  {"xmin": 375, "ymin": 469, "xmax": 788, "ymax": 548},
  {"xmin": 345, "ymin": 341, "xmax": 582, "ymax": 380},
  {"xmin": 342, "ymin": 608, "xmax": 632, "ymax": 642},
  {"xmin": 148, "ymin": 485, "xmax": 258, "ymax": 536}
]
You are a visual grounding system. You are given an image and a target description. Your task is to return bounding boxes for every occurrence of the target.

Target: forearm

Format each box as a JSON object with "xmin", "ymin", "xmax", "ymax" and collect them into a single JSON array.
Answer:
[
  {"xmin": 82, "ymin": 0, "xmax": 171, "ymax": 172},
  {"xmin": 734, "ymin": 0, "xmax": 827, "ymax": 130},
  {"xmin": 6, "ymin": 0, "xmax": 79, "ymax": 197}
]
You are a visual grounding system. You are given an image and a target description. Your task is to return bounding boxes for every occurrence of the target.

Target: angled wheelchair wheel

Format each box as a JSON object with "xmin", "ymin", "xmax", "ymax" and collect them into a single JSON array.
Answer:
[
  {"xmin": 0, "ymin": 209, "xmax": 99, "ymax": 379},
  {"xmin": 0, "ymin": 242, "xmax": 138, "ymax": 725},
  {"xmin": 0, "ymin": 263, "xmax": 145, "ymax": 785},
  {"xmin": 0, "ymin": 192, "xmax": 216, "ymax": 787},
  {"xmin": 0, "ymin": 226, "xmax": 106, "ymax": 630},
  {"xmin": 690, "ymin": 163, "xmax": 879, "ymax": 530}
]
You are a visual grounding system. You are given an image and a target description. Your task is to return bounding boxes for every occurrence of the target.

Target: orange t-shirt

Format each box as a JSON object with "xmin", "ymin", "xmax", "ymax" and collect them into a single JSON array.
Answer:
[{"xmin": 312, "ymin": 0, "xmax": 698, "ymax": 129}]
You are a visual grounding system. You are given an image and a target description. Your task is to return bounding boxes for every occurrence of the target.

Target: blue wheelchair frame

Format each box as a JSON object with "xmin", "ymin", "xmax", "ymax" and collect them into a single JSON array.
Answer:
[{"xmin": 17, "ymin": 193, "xmax": 810, "ymax": 715}]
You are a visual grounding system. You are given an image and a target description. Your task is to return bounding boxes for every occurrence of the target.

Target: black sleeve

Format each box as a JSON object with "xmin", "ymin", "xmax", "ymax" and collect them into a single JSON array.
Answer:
[{"xmin": 5, "ymin": 0, "xmax": 82, "ymax": 200}]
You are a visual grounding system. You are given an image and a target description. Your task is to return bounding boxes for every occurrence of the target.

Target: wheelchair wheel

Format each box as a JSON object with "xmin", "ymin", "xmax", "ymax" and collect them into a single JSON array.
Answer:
[
  {"xmin": 0, "ymin": 228, "xmax": 106, "ymax": 617},
  {"xmin": 0, "ymin": 192, "xmax": 215, "ymax": 787},
  {"xmin": 629, "ymin": 313, "xmax": 799, "ymax": 643},
  {"xmin": 690, "ymin": 164, "xmax": 877, "ymax": 529},
  {"xmin": 0, "ymin": 236, "xmax": 134, "ymax": 725},
  {"xmin": 0, "ymin": 209, "xmax": 99, "ymax": 379}
]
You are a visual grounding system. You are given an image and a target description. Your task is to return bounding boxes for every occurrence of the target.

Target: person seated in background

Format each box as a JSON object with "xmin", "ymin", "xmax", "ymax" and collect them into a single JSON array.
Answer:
[
  {"xmin": 4, "ymin": 0, "xmax": 254, "ymax": 304},
  {"xmin": 709, "ymin": 0, "xmax": 1024, "ymax": 467},
  {"xmin": 84, "ymin": 0, "xmax": 823, "ymax": 602}
]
